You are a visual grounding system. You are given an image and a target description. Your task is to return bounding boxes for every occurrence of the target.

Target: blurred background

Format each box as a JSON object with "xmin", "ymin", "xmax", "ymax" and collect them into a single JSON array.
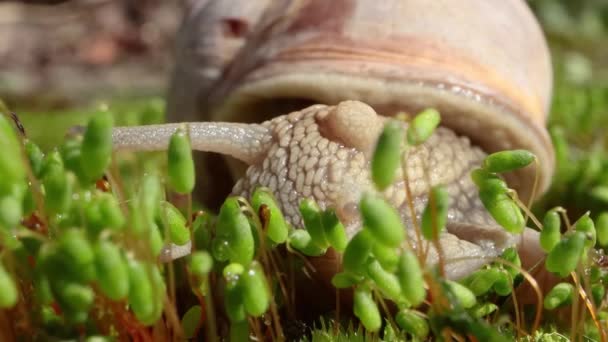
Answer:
[{"xmin": 2, "ymin": 0, "xmax": 608, "ymax": 217}]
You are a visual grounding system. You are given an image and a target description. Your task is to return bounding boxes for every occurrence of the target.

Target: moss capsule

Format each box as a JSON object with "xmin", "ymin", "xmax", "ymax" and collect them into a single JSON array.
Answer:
[
  {"xmin": 42, "ymin": 151, "xmax": 72, "ymax": 214},
  {"xmin": 544, "ymin": 282, "xmax": 574, "ymax": 310},
  {"xmin": 545, "ymin": 231, "xmax": 586, "ymax": 278},
  {"xmin": 223, "ymin": 264, "xmax": 246, "ymax": 322},
  {"xmin": 57, "ymin": 229, "xmax": 96, "ymax": 282},
  {"xmin": 189, "ymin": 251, "xmax": 213, "ymax": 277},
  {"xmin": 160, "ymin": 201, "xmax": 190, "ymax": 246},
  {"xmin": 407, "ymin": 108, "xmax": 440, "ymax": 146},
  {"xmin": 0, "ymin": 263, "xmax": 17, "ymax": 308},
  {"xmin": 181, "ymin": 305, "xmax": 202, "ymax": 339},
  {"xmin": 299, "ymin": 199, "xmax": 329, "ymax": 249},
  {"xmin": 540, "ymin": 209, "xmax": 561, "ymax": 252},
  {"xmin": 251, "ymin": 188, "xmax": 288, "ymax": 244},
  {"xmin": 240, "ymin": 262, "xmax": 270, "ymax": 317},
  {"xmin": 321, "ymin": 208, "xmax": 348, "ymax": 252},
  {"xmin": 597, "ymin": 212, "xmax": 608, "ymax": 248},
  {"xmin": 215, "ymin": 198, "xmax": 255, "ymax": 265},
  {"xmin": 331, "ymin": 272, "xmax": 364, "ymax": 288},
  {"xmin": 359, "ymin": 193, "xmax": 404, "ymax": 248},
  {"xmin": 343, "ymin": 229, "xmax": 374, "ymax": 275},
  {"xmin": 24, "ymin": 139, "xmax": 44, "ymax": 178},
  {"xmin": 0, "ymin": 194, "xmax": 22, "ymax": 230},
  {"xmin": 372, "ymin": 242, "xmax": 399, "ymax": 272},
  {"xmin": 366, "ymin": 259, "xmax": 402, "ymax": 301},
  {"xmin": 167, "ymin": 129, "xmax": 195, "ymax": 194},
  {"xmin": 371, "ymin": 120, "xmax": 404, "ymax": 190},
  {"xmin": 573, "ymin": 212, "xmax": 596, "ymax": 249},
  {"xmin": 466, "ymin": 268, "xmax": 501, "ymax": 296},
  {"xmin": 353, "ymin": 287, "xmax": 381, "ymax": 332},
  {"xmin": 479, "ymin": 190, "xmax": 524, "ymax": 234},
  {"xmin": 445, "ymin": 280, "xmax": 476, "ymax": 309},
  {"xmin": 421, "ymin": 185, "xmax": 449, "ymax": 240},
  {"xmin": 395, "ymin": 309, "xmax": 429, "ymax": 339},
  {"xmin": 50, "ymin": 277, "xmax": 94, "ymax": 314},
  {"xmin": 81, "ymin": 112, "xmax": 113, "ymax": 182},
  {"xmin": 482, "ymin": 150, "xmax": 535, "ymax": 173},
  {"xmin": 0, "ymin": 115, "xmax": 25, "ymax": 193},
  {"xmin": 94, "ymin": 240, "xmax": 129, "ymax": 301},
  {"xmin": 397, "ymin": 249, "xmax": 426, "ymax": 307},
  {"xmin": 127, "ymin": 259, "xmax": 155, "ymax": 324}
]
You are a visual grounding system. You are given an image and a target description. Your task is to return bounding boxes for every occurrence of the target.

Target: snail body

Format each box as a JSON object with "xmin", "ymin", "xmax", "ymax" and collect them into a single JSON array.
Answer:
[{"xmin": 113, "ymin": 0, "xmax": 554, "ymax": 281}]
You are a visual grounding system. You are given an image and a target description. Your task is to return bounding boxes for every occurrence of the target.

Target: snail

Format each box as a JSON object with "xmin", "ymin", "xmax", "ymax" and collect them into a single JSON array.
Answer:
[{"xmin": 112, "ymin": 0, "xmax": 554, "ymax": 282}]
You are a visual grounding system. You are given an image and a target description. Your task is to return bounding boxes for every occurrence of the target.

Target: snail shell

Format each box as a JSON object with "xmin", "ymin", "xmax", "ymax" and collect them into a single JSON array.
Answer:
[{"xmin": 167, "ymin": 0, "xmax": 554, "ymax": 205}]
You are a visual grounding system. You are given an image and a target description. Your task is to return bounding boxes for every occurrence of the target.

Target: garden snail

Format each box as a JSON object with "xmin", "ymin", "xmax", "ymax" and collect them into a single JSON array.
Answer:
[{"xmin": 112, "ymin": 0, "xmax": 554, "ymax": 281}]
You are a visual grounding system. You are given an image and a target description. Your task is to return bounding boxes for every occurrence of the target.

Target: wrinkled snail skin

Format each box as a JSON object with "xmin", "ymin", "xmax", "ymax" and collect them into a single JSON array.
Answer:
[
  {"xmin": 113, "ymin": 101, "xmax": 541, "ymax": 281},
  {"xmin": 127, "ymin": 0, "xmax": 555, "ymax": 282}
]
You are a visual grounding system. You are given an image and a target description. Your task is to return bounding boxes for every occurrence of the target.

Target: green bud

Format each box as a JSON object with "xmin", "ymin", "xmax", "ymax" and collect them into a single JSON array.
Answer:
[
  {"xmin": 545, "ymin": 231, "xmax": 586, "ymax": 278},
  {"xmin": 597, "ymin": 212, "xmax": 608, "ymax": 248},
  {"xmin": 483, "ymin": 150, "xmax": 535, "ymax": 173},
  {"xmin": 366, "ymin": 259, "xmax": 402, "ymax": 301},
  {"xmin": 544, "ymin": 282, "xmax": 574, "ymax": 310},
  {"xmin": 421, "ymin": 185, "xmax": 449, "ymax": 240},
  {"xmin": 24, "ymin": 139, "xmax": 44, "ymax": 178},
  {"xmin": 372, "ymin": 120, "xmax": 404, "ymax": 190},
  {"xmin": 407, "ymin": 108, "xmax": 440, "ymax": 146},
  {"xmin": 331, "ymin": 272, "xmax": 364, "ymax": 288},
  {"xmin": 60, "ymin": 137, "xmax": 86, "ymax": 182},
  {"xmin": 127, "ymin": 259, "xmax": 155, "ymax": 324},
  {"xmin": 472, "ymin": 303, "xmax": 498, "ymax": 318},
  {"xmin": 167, "ymin": 129, "xmax": 195, "ymax": 194},
  {"xmin": 592, "ymin": 283, "xmax": 605, "ymax": 306},
  {"xmin": 0, "ymin": 195, "xmax": 22, "ymax": 230},
  {"xmin": 359, "ymin": 193, "xmax": 404, "ymax": 247},
  {"xmin": 33, "ymin": 268, "xmax": 53, "ymax": 305},
  {"xmin": 395, "ymin": 309, "xmax": 429, "ymax": 339},
  {"xmin": 251, "ymin": 188, "xmax": 288, "ymax": 244},
  {"xmin": 215, "ymin": 198, "xmax": 255, "ymax": 265},
  {"xmin": 42, "ymin": 151, "xmax": 72, "ymax": 214},
  {"xmin": 181, "ymin": 305, "xmax": 202, "ymax": 339},
  {"xmin": 81, "ymin": 112, "xmax": 113, "ymax": 182},
  {"xmin": 445, "ymin": 280, "xmax": 476, "ymax": 309},
  {"xmin": 372, "ymin": 242, "xmax": 399, "ymax": 272},
  {"xmin": 160, "ymin": 201, "xmax": 190, "ymax": 246},
  {"xmin": 397, "ymin": 249, "xmax": 426, "ymax": 307},
  {"xmin": 466, "ymin": 268, "xmax": 501, "ymax": 296},
  {"xmin": 353, "ymin": 287, "xmax": 381, "ymax": 332},
  {"xmin": 492, "ymin": 270, "xmax": 513, "ymax": 296},
  {"xmin": 85, "ymin": 192, "xmax": 125, "ymax": 234},
  {"xmin": 192, "ymin": 212, "xmax": 213, "ymax": 250},
  {"xmin": 57, "ymin": 229, "xmax": 96, "ymax": 282},
  {"xmin": 50, "ymin": 278, "xmax": 94, "ymax": 314},
  {"xmin": 0, "ymin": 115, "xmax": 25, "ymax": 193},
  {"xmin": 343, "ymin": 229, "xmax": 374, "ymax": 275},
  {"xmin": 223, "ymin": 264, "xmax": 246, "ymax": 322},
  {"xmin": 94, "ymin": 240, "xmax": 129, "ymax": 301},
  {"xmin": 479, "ymin": 189, "xmax": 524, "ymax": 234},
  {"xmin": 287, "ymin": 229, "xmax": 326, "ymax": 256},
  {"xmin": 540, "ymin": 209, "xmax": 561, "ymax": 252},
  {"xmin": 189, "ymin": 251, "xmax": 213, "ymax": 277},
  {"xmin": 140, "ymin": 172, "xmax": 162, "ymax": 223},
  {"xmin": 321, "ymin": 208, "xmax": 348, "ymax": 252},
  {"xmin": 499, "ymin": 247, "xmax": 521, "ymax": 279},
  {"xmin": 573, "ymin": 212, "xmax": 596, "ymax": 249},
  {"xmin": 299, "ymin": 199, "xmax": 329, "ymax": 249},
  {"xmin": 240, "ymin": 262, "xmax": 270, "ymax": 317},
  {"xmin": 0, "ymin": 263, "xmax": 17, "ymax": 308},
  {"xmin": 148, "ymin": 222, "xmax": 164, "ymax": 258}
]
